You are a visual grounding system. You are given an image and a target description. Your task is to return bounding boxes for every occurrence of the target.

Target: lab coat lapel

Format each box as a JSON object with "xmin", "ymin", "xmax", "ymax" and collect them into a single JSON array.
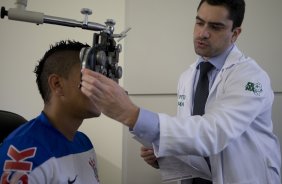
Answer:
[
  {"xmin": 177, "ymin": 63, "xmax": 197, "ymax": 118},
  {"xmin": 185, "ymin": 63, "xmax": 198, "ymax": 116},
  {"xmin": 209, "ymin": 45, "xmax": 243, "ymax": 95}
]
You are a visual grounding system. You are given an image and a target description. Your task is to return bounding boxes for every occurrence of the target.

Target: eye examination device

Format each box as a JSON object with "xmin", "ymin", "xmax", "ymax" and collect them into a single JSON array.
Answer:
[{"xmin": 1, "ymin": 0, "xmax": 130, "ymax": 83}]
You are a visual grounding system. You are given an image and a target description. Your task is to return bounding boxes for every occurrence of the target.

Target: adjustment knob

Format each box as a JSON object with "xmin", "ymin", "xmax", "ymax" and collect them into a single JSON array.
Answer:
[
  {"xmin": 105, "ymin": 19, "xmax": 115, "ymax": 33},
  {"xmin": 115, "ymin": 66, "xmax": 122, "ymax": 79},
  {"xmin": 81, "ymin": 8, "xmax": 92, "ymax": 16},
  {"xmin": 1, "ymin": 7, "xmax": 8, "ymax": 19},
  {"xmin": 96, "ymin": 50, "xmax": 107, "ymax": 66},
  {"xmin": 105, "ymin": 19, "xmax": 115, "ymax": 26},
  {"xmin": 81, "ymin": 8, "xmax": 92, "ymax": 25},
  {"xmin": 116, "ymin": 44, "xmax": 122, "ymax": 53}
]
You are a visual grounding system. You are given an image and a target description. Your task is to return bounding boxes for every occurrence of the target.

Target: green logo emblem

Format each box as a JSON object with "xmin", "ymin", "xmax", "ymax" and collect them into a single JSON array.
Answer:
[{"xmin": 245, "ymin": 82, "xmax": 263, "ymax": 96}]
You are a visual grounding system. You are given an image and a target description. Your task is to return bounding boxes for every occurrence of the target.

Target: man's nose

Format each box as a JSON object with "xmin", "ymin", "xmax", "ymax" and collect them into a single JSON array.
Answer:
[{"xmin": 199, "ymin": 26, "xmax": 210, "ymax": 39}]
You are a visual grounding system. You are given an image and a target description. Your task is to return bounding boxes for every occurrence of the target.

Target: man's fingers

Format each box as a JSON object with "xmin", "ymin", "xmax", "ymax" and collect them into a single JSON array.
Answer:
[
  {"xmin": 80, "ymin": 69, "xmax": 110, "ymax": 99},
  {"xmin": 81, "ymin": 68, "xmax": 114, "ymax": 84},
  {"xmin": 140, "ymin": 147, "xmax": 155, "ymax": 158}
]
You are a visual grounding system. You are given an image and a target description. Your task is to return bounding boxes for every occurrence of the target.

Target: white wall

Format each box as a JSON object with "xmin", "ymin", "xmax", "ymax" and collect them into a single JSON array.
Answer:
[{"xmin": 0, "ymin": 1, "xmax": 125, "ymax": 184}]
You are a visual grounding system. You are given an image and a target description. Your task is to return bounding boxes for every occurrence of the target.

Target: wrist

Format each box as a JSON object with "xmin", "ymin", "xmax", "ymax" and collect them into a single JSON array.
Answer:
[{"xmin": 124, "ymin": 105, "xmax": 140, "ymax": 129}]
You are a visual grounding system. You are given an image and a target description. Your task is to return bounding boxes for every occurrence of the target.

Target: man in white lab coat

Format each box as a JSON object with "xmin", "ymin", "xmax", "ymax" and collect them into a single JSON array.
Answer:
[{"xmin": 80, "ymin": 0, "xmax": 281, "ymax": 183}]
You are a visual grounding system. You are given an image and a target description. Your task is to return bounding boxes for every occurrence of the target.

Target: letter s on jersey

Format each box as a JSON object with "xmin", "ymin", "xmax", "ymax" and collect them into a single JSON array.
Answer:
[{"xmin": 1, "ymin": 145, "xmax": 36, "ymax": 184}]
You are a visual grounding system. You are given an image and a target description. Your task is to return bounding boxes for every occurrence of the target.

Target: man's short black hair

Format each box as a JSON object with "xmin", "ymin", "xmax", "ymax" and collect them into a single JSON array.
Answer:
[
  {"xmin": 34, "ymin": 40, "xmax": 89, "ymax": 103},
  {"xmin": 197, "ymin": 0, "xmax": 245, "ymax": 30}
]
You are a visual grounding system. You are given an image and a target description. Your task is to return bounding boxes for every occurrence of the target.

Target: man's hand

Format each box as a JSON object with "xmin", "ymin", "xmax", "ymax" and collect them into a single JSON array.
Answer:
[
  {"xmin": 80, "ymin": 68, "xmax": 139, "ymax": 128},
  {"xmin": 140, "ymin": 146, "xmax": 159, "ymax": 169}
]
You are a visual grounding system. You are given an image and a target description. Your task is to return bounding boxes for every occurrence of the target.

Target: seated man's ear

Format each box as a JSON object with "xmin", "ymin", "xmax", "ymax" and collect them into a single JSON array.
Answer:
[{"xmin": 48, "ymin": 74, "xmax": 63, "ymax": 96}]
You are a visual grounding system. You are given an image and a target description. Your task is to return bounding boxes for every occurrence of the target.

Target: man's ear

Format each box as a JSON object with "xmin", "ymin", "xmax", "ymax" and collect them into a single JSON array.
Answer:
[
  {"xmin": 48, "ymin": 74, "xmax": 63, "ymax": 96},
  {"xmin": 231, "ymin": 27, "xmax": 242, "ymax": 43}
]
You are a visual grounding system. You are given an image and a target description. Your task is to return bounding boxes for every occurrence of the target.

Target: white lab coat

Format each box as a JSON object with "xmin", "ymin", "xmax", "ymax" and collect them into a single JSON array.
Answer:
[{"xmin": 155, "ymin": 46, "xmax": 281, "ymax": 184}]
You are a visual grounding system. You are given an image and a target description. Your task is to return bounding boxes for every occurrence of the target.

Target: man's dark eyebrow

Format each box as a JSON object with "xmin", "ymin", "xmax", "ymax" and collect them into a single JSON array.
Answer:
[
  {"xmin": 196, "ymin": 16, "xmax": 226, "ymax": 27},
  {"xmin": 196, "ymin": 16, "xmax": 204, "ymax": 22}
]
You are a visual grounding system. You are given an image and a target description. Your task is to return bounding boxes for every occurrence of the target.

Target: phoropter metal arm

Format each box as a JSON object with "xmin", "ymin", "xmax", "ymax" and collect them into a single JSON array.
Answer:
[{"xmin": 1, "ymin": 6, "xmax": 106, "ymax": 32}]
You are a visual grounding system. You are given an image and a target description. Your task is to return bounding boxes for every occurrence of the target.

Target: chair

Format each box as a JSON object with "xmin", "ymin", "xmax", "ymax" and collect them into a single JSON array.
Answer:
[{"xmin": 0, "ymin": 110, "xmax": 27, "ymax": 142}]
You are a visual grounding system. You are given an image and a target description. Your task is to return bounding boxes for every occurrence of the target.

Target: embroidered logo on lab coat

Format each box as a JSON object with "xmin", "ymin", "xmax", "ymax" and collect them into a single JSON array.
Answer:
[
  {"xmin": 178, "ymin": 95, "xmax": 186, "ymax": 107},
  {"xmin": 245, "ymin": 82, "xmax": 263, "ymax": 96}
]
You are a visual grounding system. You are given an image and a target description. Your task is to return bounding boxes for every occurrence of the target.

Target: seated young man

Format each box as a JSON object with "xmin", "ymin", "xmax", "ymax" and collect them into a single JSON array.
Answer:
[{"xmin": 0, "ymin": 40, "xmax": 100, "ymax": 184}]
